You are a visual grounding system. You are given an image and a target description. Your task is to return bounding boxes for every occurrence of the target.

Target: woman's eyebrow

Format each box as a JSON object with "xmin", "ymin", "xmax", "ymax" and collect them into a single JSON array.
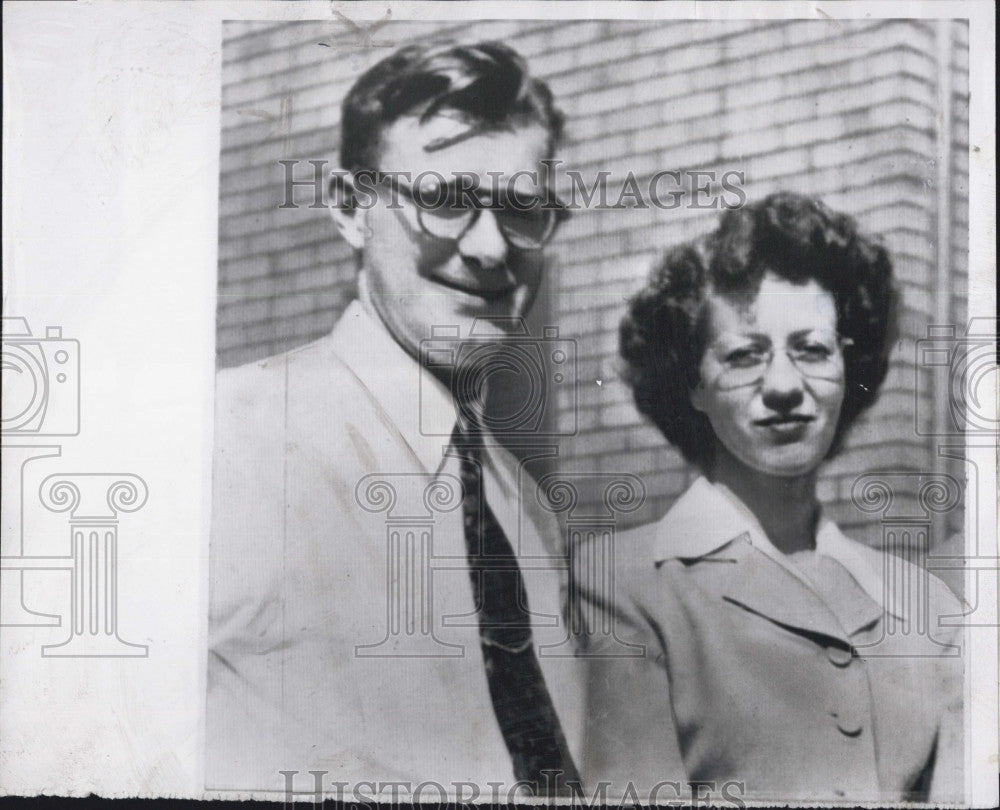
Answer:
[
  {"xmin": 788, "ymin": 328, "xmax": 834, "ymax": 341},
  {"xmin": 717, "ymin": 331, "xmax": 770, "ymax": 343},
  {"xmin": 725, "ymin": 328, "xmax": 831, "ymax": 340}
]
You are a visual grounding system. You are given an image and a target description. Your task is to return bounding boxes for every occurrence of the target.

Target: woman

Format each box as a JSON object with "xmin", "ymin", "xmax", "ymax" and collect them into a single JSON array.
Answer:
[{"xmin": 578, "ymin": 193, "xmax": 963, "ymax": 802}]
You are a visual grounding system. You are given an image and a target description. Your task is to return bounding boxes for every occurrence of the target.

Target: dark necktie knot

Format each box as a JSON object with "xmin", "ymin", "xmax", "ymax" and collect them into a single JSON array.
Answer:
[{"xmin": 450, "ymin": 421, "xmax": 483, "ymax": 459}]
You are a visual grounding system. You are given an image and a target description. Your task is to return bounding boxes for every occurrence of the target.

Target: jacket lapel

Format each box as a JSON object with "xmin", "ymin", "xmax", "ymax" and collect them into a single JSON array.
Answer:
[
  {"xmin": 328, "ymin": 300, "xmax": 456, "ymax": 476},
  {"xmin": 794, "ymin": 552, "xmax": 884, "ymax": 638},
  {"xmin": 655, "ymin": 478, "xmax": 886, "ymax": 644},
  {"xmin": 716, "ymin": 535, "xmax": 855, "ymax": 646}
]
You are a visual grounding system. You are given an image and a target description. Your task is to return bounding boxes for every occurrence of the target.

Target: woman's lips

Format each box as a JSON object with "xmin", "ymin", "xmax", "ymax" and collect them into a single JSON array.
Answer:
[
  {"xmin": 755, "ymin": 414, "xmax": 814, "ymax": 427},
  {"xmin": 754, "ymin": 415, "xmax": 814, "ymax": 441}
]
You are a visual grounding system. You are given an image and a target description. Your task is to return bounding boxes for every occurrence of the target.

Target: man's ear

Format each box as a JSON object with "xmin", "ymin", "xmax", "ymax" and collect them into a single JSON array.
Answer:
[{"xmin": 328, "ymin": 170, "xmax": 367, "ymax": 250}]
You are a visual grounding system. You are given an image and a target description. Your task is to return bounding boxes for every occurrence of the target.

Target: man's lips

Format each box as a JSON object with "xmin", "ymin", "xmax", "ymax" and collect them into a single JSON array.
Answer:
[{"xmin": 431, "ymin": 275, "xmax": 516, "ymax": 300}]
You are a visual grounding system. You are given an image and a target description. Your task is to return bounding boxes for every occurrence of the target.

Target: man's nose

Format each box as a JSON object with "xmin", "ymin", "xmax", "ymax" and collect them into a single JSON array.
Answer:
[
  {"xmin": 457, "ymin": 209, "xmax": 508, "ymax": 271},
  {"xmin": 760, "ymin": 350, "xmax": 806, "ymax": 412}
]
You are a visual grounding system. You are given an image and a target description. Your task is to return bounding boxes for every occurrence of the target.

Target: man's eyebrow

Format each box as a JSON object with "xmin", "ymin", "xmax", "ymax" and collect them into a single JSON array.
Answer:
[{"xmin": 423, "ymin": 123, "xmax": 488, "ymax": 152}]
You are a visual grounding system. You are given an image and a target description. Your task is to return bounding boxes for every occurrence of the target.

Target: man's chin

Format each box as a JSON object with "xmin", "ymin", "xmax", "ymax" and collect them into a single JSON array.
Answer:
[{"xmin": 447, "ymin": 291, "xmax": 531, "ymax": 335}]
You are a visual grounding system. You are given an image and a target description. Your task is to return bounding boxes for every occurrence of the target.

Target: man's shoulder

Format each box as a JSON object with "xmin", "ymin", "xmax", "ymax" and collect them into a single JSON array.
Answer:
[
  {"xmin": 209, "ymin": 334, "xmax": 411, "ymax": 636},
  {"xmin": 210, "ymin": 333, "xmax": 418, "ymax": 536},
  {"xmin": 216, "ymin": 334, "xmax": 349, "ymax": 403},
  {"xmin": 214, "ymin": 334, "xmax": 383, "ymax": 434}
]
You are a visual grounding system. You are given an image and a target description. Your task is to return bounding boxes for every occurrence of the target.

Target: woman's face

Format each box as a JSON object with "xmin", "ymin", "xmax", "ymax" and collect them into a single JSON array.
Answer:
[{"xmin": 691, "ymin": 271, "xmax": 846, "ymax": 479}]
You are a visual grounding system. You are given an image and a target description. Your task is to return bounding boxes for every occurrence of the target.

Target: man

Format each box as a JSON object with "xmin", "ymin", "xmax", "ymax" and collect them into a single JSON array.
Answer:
[{"xmin": 206, "ymin": 41, "xmax": 581, "ymax": 797}]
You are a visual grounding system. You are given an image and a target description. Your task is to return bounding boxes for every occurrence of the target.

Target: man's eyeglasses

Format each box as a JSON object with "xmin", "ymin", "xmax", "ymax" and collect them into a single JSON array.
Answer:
[
  {"xmin": 706, "ymin": 331, "xmax": 853, "ymax": 390},
  {"xmin": 378, "ymin": 173, "xmax": 570, "ymax": 250}
]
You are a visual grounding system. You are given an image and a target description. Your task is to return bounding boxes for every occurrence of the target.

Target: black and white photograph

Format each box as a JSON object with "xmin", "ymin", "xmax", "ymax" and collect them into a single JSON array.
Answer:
[{"xmin": 1, "ymin": 2, "xmax": 997, "ymax": 806}]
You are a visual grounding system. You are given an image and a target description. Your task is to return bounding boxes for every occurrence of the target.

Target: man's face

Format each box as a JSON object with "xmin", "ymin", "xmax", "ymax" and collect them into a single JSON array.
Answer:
[{"xmin": 358, "ymin": 113, "xmax": 552, "ymax": 360}]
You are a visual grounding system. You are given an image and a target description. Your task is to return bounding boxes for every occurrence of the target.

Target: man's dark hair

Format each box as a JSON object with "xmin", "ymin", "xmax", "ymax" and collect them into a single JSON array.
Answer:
[
  {"xmin": 619, "ymin": 191, "xmax": 899, "ymax": 471},
  {"xmin": 340, "ymin": 40, "xmax": 564, "ymax": 174}
]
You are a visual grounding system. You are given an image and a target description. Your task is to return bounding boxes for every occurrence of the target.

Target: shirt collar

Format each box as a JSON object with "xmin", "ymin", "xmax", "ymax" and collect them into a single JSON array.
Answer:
[
  {"xmin": 327, "ymin": 299, "xmax": 456, "ymax": 476},
  {"xmin": 651, "ymin": 476, "xmax": 761, "ymax": 562},
  {"xmin": 652, "ymin": 476, "xmax": 906, "ymax": 620}
]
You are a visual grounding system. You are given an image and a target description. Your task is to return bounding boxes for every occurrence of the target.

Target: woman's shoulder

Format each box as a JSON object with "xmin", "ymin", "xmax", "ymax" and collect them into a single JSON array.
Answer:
[
  {"xmin": 823, "ymin": 524, "xmax": 966, "ymax": 623},
  {"xmin": 572, "ymin": 519, "xmax": 661, "ymax": 587},
  {"xmin": 615, "ymin": 519, "xmax": 662, "ymax": 555},
  {"xmin": 573, "ymin": 485, "xmax": 724, "ymax": 603}
]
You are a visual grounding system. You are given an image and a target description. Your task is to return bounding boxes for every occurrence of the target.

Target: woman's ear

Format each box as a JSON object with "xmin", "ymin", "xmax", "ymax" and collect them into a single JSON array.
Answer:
[
  {"xmin": 690, "ymin": 382, "xmax": 707, "ymax": 414},
  {"xmin": 328, "ymin": 171, "xmax": 367, "ymax": 250}
]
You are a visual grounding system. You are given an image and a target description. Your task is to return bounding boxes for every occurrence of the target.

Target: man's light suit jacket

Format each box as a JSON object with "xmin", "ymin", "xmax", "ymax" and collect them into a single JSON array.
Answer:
[{"xmin": 206, "ymin": 301, "xmax": 583, "ymax": 793}]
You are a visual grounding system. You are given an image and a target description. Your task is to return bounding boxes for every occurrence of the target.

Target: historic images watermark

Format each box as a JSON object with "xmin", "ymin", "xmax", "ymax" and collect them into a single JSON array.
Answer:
[
  {"xmin": 0, "ymin": 317, "xmax": 149, "ymax": 657},
  {"xmin": 278, "ymin": 159, "xmax": 748, "ymax": 212},
  {"xmin": 279, "ymin": 769, "xmax": 748, "ymax": 807}
]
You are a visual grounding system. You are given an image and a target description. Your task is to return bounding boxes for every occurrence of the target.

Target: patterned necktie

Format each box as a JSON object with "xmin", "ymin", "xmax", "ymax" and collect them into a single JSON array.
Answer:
[{"xmin": 451, "ymin": 424, "xmax": 579, "ymax": 796}]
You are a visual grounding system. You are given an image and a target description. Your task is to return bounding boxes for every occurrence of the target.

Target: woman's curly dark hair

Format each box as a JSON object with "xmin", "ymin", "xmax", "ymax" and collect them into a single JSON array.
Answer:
[{"xmin": 619, "ymin": 191, "xmax": 898, "ymax": 471}]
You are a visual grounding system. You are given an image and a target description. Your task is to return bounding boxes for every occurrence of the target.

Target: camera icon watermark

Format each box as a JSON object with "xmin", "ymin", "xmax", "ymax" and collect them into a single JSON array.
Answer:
[
  {"xmin": 915, "ymin": 317, "xmax": 998, "ymax": 436},
  {"xmin": 1, "ymin": 316, "xmax": 80, "ymax": 436},
  {"xmin": 418, "ymin": 318, "xmax": 577, "ymax": 439}
]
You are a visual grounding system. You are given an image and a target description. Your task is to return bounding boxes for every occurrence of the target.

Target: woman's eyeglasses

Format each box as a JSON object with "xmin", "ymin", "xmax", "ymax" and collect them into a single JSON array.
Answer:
[
  {"xmin": 707, "ymin": 332, "xmax": 853, "ymax": 389},
  {"xmin": 379, "ymin": 174, "xmax": 570, "ymax": 250}
]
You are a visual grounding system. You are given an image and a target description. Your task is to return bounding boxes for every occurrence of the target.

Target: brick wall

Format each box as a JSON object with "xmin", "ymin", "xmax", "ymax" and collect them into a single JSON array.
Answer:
[{"xmin": 218, "ymin": 19, "xmax": 969, "ymax": 548}]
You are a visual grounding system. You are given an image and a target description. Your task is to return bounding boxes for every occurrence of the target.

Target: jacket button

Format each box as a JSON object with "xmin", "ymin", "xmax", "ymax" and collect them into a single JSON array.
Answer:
[
  {"xmin": 837, "ymin": 718, "xmax": 863, "ymax": 737},
  {"xmin": 829, "ymin": 709, "xmax": 863, "ymax": 737},
  {"xmin": 827, "ymin": 644, "xmax": 853, "ymax": 667}
]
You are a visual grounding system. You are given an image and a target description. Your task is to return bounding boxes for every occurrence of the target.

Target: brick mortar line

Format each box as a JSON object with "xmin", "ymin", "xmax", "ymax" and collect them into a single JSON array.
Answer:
[
  {"xmin": 216, "ymin": 58, "xmax": 946, "ymax": 173},
  {"xmin": 221, "ymin": 19, "xmax": 570, "ymax": 90},
  {"xmin": 219, "ymin": 20, "xmax": 789, "ymax": 109},
  {"xmin": 218, "ymin": 26, "xmax": 926, "ymax": 138}
]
